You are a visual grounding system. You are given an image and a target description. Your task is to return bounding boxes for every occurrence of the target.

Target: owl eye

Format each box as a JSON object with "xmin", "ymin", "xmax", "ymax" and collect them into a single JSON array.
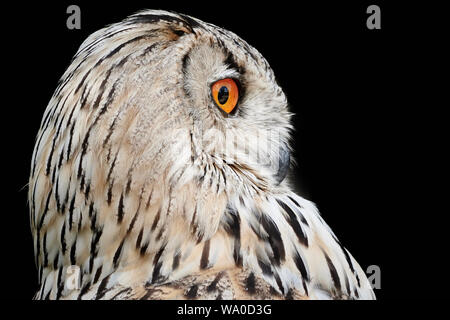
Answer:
[{"xmin": 211, "ymin": 78, "xmax": 239, "ymax": 114}]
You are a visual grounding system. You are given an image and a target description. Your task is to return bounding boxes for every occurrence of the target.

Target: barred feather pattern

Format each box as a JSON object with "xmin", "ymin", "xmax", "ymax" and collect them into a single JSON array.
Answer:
[{"xmin": 29, "ymin": 10, "xmax": 375, "ymax": 300}]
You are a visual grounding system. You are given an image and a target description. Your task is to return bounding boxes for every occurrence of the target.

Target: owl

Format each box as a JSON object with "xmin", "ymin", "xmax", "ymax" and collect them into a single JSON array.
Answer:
[{"xmin": 29, "ymin": 10, "xmax": 375, "ymax": 300}]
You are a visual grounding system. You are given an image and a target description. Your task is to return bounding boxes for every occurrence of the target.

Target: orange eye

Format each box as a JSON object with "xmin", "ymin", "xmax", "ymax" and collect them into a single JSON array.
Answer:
[{"xmin": 211, "ymin": 78, "xmax": 239, "ymax": 114}]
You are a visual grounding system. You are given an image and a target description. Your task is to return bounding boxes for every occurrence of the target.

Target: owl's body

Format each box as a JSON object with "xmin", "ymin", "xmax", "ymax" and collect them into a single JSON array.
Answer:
[{"xmin": 29, "ymin": 10, "xmax": 375, "ymax": 300}]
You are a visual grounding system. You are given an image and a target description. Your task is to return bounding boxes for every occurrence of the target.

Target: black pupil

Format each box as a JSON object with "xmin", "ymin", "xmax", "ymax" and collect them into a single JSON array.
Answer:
[{"xmin": 218, "ymin": 86, "xmax": 229, "ymax": 105}]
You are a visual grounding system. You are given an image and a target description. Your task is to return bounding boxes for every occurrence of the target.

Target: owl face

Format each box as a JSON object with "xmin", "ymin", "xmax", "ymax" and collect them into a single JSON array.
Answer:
[
  {"xmin": 109, "ymin": 13, "xmax": 294, "ymax": 198},
  {"xmin": 182, "ymin": 37, "xmax": 293, "ymax": 187}
]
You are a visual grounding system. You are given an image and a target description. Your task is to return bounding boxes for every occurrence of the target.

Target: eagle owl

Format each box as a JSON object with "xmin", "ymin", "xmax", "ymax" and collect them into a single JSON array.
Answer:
[{"xmin": 29, "ymin": 10, "xmax": 375, "ymax": 300}]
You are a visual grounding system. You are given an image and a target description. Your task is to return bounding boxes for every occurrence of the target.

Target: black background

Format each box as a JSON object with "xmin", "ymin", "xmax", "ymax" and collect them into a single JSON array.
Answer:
[{"xmin": 4, "ymin": 0, "xmax": 446, "ymax": 302}]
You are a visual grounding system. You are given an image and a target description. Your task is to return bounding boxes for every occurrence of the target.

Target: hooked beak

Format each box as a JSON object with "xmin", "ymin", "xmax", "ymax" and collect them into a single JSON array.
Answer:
[{"xmin": 274, "ymin": 143, "xmax": 290, "ymax": 185}]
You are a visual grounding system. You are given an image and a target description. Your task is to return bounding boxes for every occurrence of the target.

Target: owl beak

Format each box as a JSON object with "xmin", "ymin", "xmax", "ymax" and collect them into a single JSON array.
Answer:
[{"xmin": 274, "ymin": 143, "xmax": 290, "ymax": 185}]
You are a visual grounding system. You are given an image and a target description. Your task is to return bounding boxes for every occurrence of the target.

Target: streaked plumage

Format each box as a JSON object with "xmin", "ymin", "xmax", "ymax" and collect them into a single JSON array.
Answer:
[{"xmin": 29, "ymin": 10, "xmax": 375, "ymax": 300}]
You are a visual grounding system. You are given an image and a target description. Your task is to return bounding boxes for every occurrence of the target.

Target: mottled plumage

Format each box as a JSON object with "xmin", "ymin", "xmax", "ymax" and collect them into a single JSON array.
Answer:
[{"xmin": 29, "ymin": 10, "xmax": 375, "ymax": 300}]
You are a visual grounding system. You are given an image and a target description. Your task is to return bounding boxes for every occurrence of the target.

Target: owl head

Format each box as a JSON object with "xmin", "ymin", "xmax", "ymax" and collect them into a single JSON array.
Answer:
[
  {"xmin": 103, "ymin": 10, "xmax": 294, "ymax": 194},
  {"xmin": 29, "ymin": 10, "xmax": 296, "ymax": 295}
]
